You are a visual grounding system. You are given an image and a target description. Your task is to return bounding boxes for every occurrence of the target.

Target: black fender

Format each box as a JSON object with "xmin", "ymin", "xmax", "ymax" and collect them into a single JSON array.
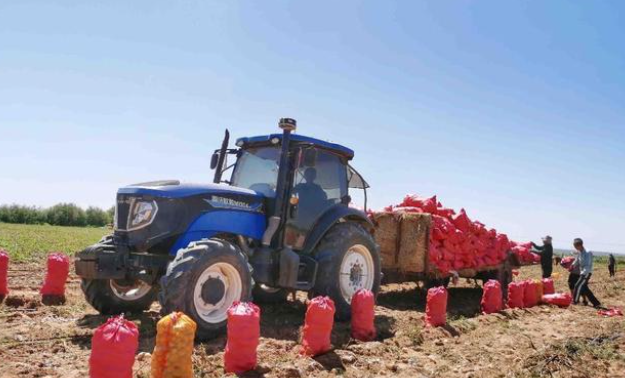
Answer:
[{"xmin": 301, "ymin": 205, "xmax": 373, "ymax": 255}]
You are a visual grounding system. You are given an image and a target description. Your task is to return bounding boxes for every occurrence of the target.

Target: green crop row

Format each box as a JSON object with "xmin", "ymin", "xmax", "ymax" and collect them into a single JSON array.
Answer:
[{"xmin": 0, "ymin": 222, "xmax": 109, "ymax": 262}]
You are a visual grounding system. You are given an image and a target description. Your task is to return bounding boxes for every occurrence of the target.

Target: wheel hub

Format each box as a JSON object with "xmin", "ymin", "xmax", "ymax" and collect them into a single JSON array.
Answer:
[
  {"xmin": 339, "ymin": 244, "xmax": 375, "ymax": 303},
  {"xmin": 201, "ymin": 276, "xmax": 226, "ymax": 305},
  {"xmin": 109, "ymin": 279, "xmax": 152, "ymax": 301},
  {"xmin": 350, "ymin": 263, "xmax": 363, "ymax": 287}
]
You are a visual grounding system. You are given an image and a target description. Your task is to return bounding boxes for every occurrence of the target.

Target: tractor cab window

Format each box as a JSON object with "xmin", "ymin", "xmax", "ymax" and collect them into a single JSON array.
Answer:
[
  {"xmin": 292, "ymin": 149, "xmax": 347, "ymax": 204},
  {"xmin": 285, "ymin": 148, "xmax": 348, "ymax": 249},
  {"xmin": 231, "ymin": 147, "xmax": 280, "ymax": 197}
]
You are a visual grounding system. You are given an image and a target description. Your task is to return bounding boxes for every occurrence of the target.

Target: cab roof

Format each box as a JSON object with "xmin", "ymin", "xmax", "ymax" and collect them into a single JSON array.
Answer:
[{"xmin": 235, "ymin": 134, "xmax": 355, "ymax": 160}]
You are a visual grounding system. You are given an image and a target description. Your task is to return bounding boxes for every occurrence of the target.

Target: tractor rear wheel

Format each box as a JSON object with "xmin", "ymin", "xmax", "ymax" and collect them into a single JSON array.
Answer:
[
  {"xmin": 313, "ymin": 222, "xmax": 381, "ymax": 321},
  {"xmin": 159, "ymin": 238, "xmax": 252, "ymax": 340},
  {"xmin": 81, "ymin": 278, "xmax": 157, "ymax": 314}
]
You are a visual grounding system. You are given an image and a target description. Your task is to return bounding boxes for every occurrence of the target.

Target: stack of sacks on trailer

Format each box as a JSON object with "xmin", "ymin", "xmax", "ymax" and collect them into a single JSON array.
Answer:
[{"xmin": 381, "ymin": 195, "xmax": 539, "ymax": 274}]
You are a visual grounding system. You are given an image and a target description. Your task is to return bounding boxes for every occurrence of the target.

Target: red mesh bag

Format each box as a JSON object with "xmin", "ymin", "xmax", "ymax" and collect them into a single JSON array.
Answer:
[
  {"xmin": 422, "ymin": 196, "xmax": 438, "ymax": 214},
  {"xmin": 401, "ymin": 194, "xmax": 437, "ymax": 214},
  {"xmin": 0, "ymin": 250, "xmax": 9, "ymax": 300},
  {"xmin": 40, "ymin": 253, "xmax": 70, "ymax": 298},
  {"xmin": 523, "ymin": 280, "xmax": 540, "ymax": 308},
  {"xmin": 224, "ymin": 302, "xmax": 261, "ymax": 374},
  {"xmin": 452, "ymin": 209, "xmax": 472, "ymax": 232},
  {"xmin": 560, "ymin": 256, "xmax": 575, "ymax": 271},
  {"xmin": 425, "ymin": 286, "xmax": 447, "ymax": 327},
  {"xmin": 481, "ymin": 280, "xmax": 503, "ymax": 314},
  {"xmin": 597, "ymin": 308, "xmax": 623, "ymax": 317},
  {"xmin": 351, "ymin": 289, "xmax": 376, "ymax": 341},
  {"xmin": 436, "ymin": 207, "xmax": 455, "ymax": 218},
  {"xmin": 541, "ymin": 278, "xmax": 555, "ymax": 295},
  {"xmin": 542, "ymin": 293, "xmax": 572, "ymax": 308},
  {"xmin": 89, "ymin": 316, "xmax": 139, "ymax": 378},
  {"xmin": 301, "ymin": 296, "xmax": 335, "ymax": 356},
  {"xmin": 432, "ymin": 227, "xmax": 447, "ymax": 241},
  {"xmin": 429, "ymin": 244, "xmax": 442, "ymax": 262},
  {"xmin": 507, "ymin": 281, "xmax": 524, "ymax": 309}
]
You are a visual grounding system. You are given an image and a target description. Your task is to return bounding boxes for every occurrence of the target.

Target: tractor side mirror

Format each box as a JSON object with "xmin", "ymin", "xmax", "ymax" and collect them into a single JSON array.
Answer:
[{"xmin": 210, "ymin": 152, "xmax": 219, "ymax": 170}]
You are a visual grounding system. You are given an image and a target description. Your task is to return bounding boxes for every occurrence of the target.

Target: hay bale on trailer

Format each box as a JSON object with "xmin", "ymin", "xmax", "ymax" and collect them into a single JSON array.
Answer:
[
  {"xmin": 397, "ymin": 213, "xmax": 430, "ymax": 274},
  {"xmin": 372, "ymin": 212, "xmax": 430, "ymax": 274},
  {"xmin": 371, "ymin": 212, "xmax": 400, "ymax": 269}
]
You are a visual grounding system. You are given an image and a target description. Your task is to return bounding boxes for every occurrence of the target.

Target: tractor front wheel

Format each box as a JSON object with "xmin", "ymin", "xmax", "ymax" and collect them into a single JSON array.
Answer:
[
  {"xmin": 313, "ymin": 222, "xmax": 381, "ymax": 320},
  {"xmin": 81, "ymin": 278, "xmax": 157, "ymax": 315},
  {"xmin": 159, "ymin": 239, "xmax": 252, "ymax": 340}
]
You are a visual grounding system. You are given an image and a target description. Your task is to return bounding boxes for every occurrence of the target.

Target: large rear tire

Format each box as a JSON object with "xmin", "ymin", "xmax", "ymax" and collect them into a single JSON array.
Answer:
[
  {"xmin": 159, "ymin": 239, "xmax": 252, "ymax": 340},
  {"xmin": 313, "ymin": 222, "xmax": 381, "ymax": 321},
  {"xmin": 81, "ymin": 278, "xmax": 157, "ymax": 314}
]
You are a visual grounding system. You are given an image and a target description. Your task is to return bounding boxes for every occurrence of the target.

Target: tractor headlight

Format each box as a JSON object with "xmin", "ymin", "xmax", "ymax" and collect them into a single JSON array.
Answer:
[{"xmin": 127, "ymin": 200, "xmax": 158, "ymax": 231}]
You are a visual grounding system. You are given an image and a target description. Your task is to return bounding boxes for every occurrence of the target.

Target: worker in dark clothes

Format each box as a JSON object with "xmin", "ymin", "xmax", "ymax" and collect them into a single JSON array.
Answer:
[
  {"xmin": 572, "ymin": 238, "xmax": 602, "ymax": 308},
  {"xmin": 608, "ymin": 254, "xmax": 616, "ymax": 277},
  {"xmin": 531, "ymin": 235, "xmax": 554, "ymax": 278}
]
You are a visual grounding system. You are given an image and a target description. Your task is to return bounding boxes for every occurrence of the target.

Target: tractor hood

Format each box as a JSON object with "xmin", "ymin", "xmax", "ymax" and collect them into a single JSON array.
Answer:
[
  {"xmin": 113, "ymin": 180, "xmax": 267, "ymax": 252},
  {"xmin": 118, "ymin": 180, "xmax": 262, "ymax": 199}
]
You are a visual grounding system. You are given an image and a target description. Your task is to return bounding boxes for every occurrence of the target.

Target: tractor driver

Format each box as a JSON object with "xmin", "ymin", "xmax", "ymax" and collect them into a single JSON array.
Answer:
[{"xmin": 293, "ymin": 168, "xmax": 328, "ymax": 226}]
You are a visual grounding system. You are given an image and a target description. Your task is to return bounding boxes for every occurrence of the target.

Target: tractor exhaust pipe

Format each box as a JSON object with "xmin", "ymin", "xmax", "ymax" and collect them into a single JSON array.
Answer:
[
  {"xmin": 213, "ymin": 129, "xmax": 230, "ymax": 184},
  {"xmin": 262, "ymin": 118, "xmax": 296, "ymax": 247}
]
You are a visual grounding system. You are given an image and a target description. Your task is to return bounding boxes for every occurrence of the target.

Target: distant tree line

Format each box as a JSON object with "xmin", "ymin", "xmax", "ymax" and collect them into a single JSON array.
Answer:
[{"xmin": 0, "ymin": 203, "xmax": 114, "ymax": 227}]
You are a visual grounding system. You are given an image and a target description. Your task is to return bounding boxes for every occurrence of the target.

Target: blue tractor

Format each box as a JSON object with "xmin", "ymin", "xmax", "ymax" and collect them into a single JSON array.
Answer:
[{"xmin": 75, "ymin": 118, "xmax": 380, "ymax": 339}]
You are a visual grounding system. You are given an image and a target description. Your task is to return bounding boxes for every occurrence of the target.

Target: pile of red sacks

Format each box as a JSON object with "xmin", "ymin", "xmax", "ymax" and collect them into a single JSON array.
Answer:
[{"xmin": 381, "ymin": 195, "xmax": 540, "ymax": 274}]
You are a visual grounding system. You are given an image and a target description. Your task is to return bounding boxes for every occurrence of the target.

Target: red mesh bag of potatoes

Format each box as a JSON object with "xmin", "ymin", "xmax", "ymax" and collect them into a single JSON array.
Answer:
[
  {"xmin": 89, "ymin": 316, "xmax": 139, "ymax": 378},
  {"xmin": 542, "ymin": 293, "xmax": 572, "ymax": 308},
  {"xmin": 0, "ymin": 250, "xmax": 9, "ymax": 299},
  {"xmin": 560, "ymin": 256, "xmax": 575, "ymax": 271},
  {"xmin": 541, "ymin": 278, "xmax": 555, "ymax": 295},
  {"xmin": 351, "ymin": 289, "xmax": 376, "ymax": 341},
  {"xmin": 224, "ymin": 302, "xmax": 261, "ymax": 374},
  {"xmin": 40, "ymin": 252, "xmax": 70, "ymax": 297},
  {"xmin": 425, "ymin": 286, "xmax": 448, "ymax": 327},
  {"xmin": 301, "ymin": 296, "xmax": 335, "ymax": 356},
  {"xmin": 523, "ymin": 280, "xmax": 540, "ymax": 308},
  {"xmin": 436, "ymin": 207, "xmax": 455, "ymax": 218},
  {"xmin": 507, "ymin": 281, "xmax": 524, "ymax": 309},
  {"xmin": 452, "ymin": 209, "xmax": 472, "ymax": 232},
  {"xmin": 481, "ymin": 279, "xmax": 503, "ymax": 314},
  {"xmin": 401, "ymin": 194, "xmax": 437, "ymax": 214}
]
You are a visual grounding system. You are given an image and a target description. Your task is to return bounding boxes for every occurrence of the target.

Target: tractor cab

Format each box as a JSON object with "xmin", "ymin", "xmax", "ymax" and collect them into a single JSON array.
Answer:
[{"xmin": 212, "ymin": 122, "xmax": 369, "ymax": 253}]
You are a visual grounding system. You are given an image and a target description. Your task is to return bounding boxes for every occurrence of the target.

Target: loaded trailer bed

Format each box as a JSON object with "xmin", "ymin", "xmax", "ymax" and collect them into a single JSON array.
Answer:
[{"xmin": 371, "ymin": 212, "xmax": 519, "ymax": 288}]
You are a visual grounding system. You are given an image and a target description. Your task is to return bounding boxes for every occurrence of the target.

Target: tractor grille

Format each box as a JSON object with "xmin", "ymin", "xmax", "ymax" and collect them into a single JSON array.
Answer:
[{"xmin": 115, "ymin": 196, "xmax": 132, "ymax": 231}]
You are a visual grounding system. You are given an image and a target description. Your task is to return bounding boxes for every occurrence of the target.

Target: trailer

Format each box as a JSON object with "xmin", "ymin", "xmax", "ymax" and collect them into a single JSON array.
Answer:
[{"xmin": 371, "ymin": 211, "xmax": 521, "ymax": 291}]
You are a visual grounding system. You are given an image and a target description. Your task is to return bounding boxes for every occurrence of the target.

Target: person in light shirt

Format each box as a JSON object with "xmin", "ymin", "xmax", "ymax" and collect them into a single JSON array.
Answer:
[{"xmin": 572, "ymin": 238, "xmax": 602, "ymax": 308}]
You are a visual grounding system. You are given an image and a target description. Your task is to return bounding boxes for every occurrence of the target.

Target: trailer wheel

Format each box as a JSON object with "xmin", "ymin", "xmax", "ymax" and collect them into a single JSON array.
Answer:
[
  {"xmin": 313, "ymin": 222, "xmax": 381, "ymax": 321},
  {"xmin": 159, "ymin": 238, "xmax": 252, "ymax": 340}
]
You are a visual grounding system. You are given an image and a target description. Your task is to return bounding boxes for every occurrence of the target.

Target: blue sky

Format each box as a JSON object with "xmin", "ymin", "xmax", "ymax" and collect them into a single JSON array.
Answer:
[{"xmin": 1, "ymin": 1, "xmax": 623, "ymax": 253}]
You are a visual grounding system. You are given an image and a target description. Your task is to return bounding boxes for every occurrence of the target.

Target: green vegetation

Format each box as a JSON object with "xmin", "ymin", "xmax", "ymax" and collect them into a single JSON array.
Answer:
[
  {"xmin": 0, "ymin": 203, "xmax": 114, "ymax": 227},
  {"xmin": 0, "ymin": 222, "xmax": 109, "ymax": 262}
]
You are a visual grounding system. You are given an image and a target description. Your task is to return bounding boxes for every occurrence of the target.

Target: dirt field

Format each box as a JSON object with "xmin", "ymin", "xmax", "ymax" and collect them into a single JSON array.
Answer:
[{"xmin": 1, "ymin": 261, "xmax": 623, "ymax": 378}]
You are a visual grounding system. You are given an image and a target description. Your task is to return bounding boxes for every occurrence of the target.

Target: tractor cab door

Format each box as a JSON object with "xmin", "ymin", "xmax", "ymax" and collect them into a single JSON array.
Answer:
[{"xmin": 284, "ymin": 147, "xmax": 348, "ymax": 250}]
